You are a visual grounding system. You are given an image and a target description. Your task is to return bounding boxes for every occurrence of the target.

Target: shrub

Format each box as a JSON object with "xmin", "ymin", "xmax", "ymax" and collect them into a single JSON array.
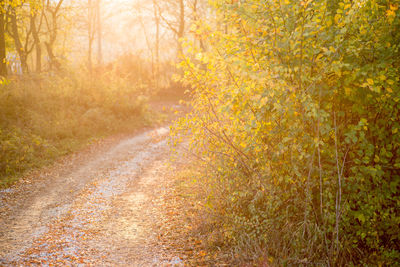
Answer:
[{"xmin": 174, "ymin": 0, "xmax": 400, "ymax": 265}]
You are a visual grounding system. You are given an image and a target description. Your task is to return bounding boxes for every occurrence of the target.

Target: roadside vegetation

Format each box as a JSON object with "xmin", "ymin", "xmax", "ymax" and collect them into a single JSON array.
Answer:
[
  {"xmin": 173, "ymin": 0, "xmax": 400, "ymax": 265},
  {"xmin": 0, "ymin": 0, "xmax": 194, "ymax": 188},
  {"xmin": 0, "ymin": 67, "xmax": 152, "ymax": 188}
]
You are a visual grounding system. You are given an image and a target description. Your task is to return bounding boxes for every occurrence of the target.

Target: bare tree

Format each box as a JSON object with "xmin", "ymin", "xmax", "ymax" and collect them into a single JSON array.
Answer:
[
  {"xmin": 30, "ymin": 4, "xmax": 46, "ymax": 73},
  {"xmin": 43, "ymin": 0, "xmax": 64, "ymax": 71},
  {"xmin": 152, "ymin": 0, "xmax": 160, "ymax": 90},
  {"xmin": 135, "ymin": 2, "xmax": 154, "ymax": 82},
  {"xmin": 156, "ymin": 0, "xmax": 185, "ymax": 58},
  {"xmin": 87, "ymin": 0, "xmax": 102, "ymax": 74},
  {"xmin": 87, "ymin": 0, "xmax": 95, "ymax": 74},
  {"xmin": 9, "ymin": 6, "xmax": 29, "ymax": 73},
  {"xmin": 0, "ymin": 1, "xmax": 6, "ymax": 77},
  {"xmin": 96, "ymin": 0, "xmax": 102, "ymax": 65},
  {"xmin": 177, "ymin": 0, "xmax": 184, "ymax": 55}
]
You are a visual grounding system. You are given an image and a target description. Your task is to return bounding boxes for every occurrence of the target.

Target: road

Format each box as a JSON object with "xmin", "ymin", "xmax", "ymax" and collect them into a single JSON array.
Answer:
[{"xmin": 0, "ymin": 124, "xmax": 184, "ymax": 266}]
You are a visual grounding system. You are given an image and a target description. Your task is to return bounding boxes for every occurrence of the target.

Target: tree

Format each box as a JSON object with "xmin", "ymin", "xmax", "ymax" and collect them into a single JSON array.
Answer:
[
  {"xmin": 96, "ymin": 0, "xmax": 102, "ymax": 65},
  {"xmin": 30, "ymin": 3, "xmax": 45, "ymax": 73},
  {"xmin": 9, "ymin": 6, "xmax": 29, "ymax": 73},
  {"xmin": 86, "ymin": 0, "xmax": 95, "ymax": 75},
  {"xmin": 0, "ymin": 1, "xmax": 6, "ymax": 77},
  {"xmin": 152, "ymin": 0, "xmax": 159, "ymax": 90},
  {"xmin": 43, "ymin": 0, "xmax": 63, "ymax": 71},
  {"xmin": 156, "ymin": 0, "xmax": 185, "ymax": 58},
  {"xmin": 87, "ymin": 0, "xmax": 102, "ymax": 75}
]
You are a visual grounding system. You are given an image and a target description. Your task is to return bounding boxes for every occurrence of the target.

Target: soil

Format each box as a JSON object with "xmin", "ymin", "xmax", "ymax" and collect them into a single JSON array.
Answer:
[{"xmin": 0, "ymin": 104, "xmax": 189, "ymax": 266}]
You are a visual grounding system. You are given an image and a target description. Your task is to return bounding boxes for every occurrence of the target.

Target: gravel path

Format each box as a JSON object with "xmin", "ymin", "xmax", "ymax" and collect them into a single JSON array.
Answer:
[{"xmin": 0, "ymin": 124, "xmax": 184, "ymax": 266}]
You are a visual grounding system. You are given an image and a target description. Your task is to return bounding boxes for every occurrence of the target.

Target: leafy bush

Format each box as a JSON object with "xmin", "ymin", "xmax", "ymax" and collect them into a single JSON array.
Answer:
[
  {"xmin": 0, "ymin": 127, "xmax": 55, "ymax": 179},
  {"xmin": 174, "ymin": 0, "xmax": 400, "ymax": 265}
]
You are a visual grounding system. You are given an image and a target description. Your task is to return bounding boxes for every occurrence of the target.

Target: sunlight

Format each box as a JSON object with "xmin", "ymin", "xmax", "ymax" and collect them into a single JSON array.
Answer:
[{"xmin": 0, "ymin": 0, "xmax": 398, "ymax": 265}]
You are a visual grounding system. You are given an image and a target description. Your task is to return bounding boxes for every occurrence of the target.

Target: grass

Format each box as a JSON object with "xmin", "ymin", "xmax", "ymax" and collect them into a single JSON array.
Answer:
[{"xmin": 0, "ymin": 72, "xmax": 156, "ymax": 188}]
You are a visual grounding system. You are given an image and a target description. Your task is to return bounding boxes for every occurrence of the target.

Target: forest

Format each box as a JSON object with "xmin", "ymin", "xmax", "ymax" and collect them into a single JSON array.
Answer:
[
  {"xmin": 0, "ymin": 0, "xmax": 399, "ymax": 266},
  {"xmin": 0, "ymin": 0, "xmax": 192, "ymax": 186}
]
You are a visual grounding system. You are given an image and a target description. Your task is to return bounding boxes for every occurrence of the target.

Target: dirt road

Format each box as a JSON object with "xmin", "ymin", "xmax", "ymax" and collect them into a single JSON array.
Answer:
[{"xmin": 0, "ymin": 124, "xmax": 184, "ymax": 266}]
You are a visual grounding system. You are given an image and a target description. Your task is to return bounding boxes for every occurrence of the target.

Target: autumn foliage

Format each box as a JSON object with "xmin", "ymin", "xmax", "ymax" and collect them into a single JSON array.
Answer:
[{"xmin": 174, "ymin": 0, "xmax": 400, "ymax": 264}]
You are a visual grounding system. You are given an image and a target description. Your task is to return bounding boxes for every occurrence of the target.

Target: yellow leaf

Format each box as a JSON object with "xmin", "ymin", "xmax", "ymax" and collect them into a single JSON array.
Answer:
[
  {"xmin": 387, "ymin": 9, "xmax": 396, "ymax": 17},
  {"xmin": 360, "ymin": 27, "xmax": 367, "ymax": 35},
  {"xmin": 334, "ymin": 14, "xmax": 341, "ymax": 24},
  {"xmin": 387, "ymin": 88, "xmax": 393, "ymax": 93},
  {"xmin": 367, "ymin": 78, "xmax": 374, "ymax": 85},
  {"xmin": 390, "ymin": 4, "xmax": 398, "ymax": 11},
  {"xmin": 199, "ymin": 250, "xmax": 207, "ymax": 257},
  {"xmin": 379, "ymin": 75, "xmax": 386, "ymax": 81},
  {"xmin": 387, "ymin": 79, "xmax": 394, "ymax": 85}
]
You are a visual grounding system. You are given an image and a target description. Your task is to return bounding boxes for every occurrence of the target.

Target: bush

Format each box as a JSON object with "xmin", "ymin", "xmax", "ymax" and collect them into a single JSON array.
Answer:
[
  {"xmin": 0, "ymin": 127, "xmax": 55, "ymax": 179},
  {"xmin": 174, "ymin": 0, "xmax": 400, "ymax": 265}
]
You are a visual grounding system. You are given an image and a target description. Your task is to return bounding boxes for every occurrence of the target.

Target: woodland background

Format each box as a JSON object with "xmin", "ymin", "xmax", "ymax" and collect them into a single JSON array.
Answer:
[{"xmin": 0, "ymin": 0, "xmax": 199, "ymax": 186}]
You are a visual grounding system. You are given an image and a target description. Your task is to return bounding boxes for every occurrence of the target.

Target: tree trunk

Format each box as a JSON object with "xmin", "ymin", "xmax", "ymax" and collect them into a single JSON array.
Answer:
[
  {"xmin": 88, "ymin": 0, "xmax": 94, "ymax": 75},
  {"xmin": 177, "ymin": 0, "xmax": 184, "ymax": 57},
  {"xmin": 0, "ymin": 2, "xmax": 7, "ymax": 78},
  {"xmin": 96, "ymin": 0, "xmax": 102, "ymax": 65},
  {"xmin": 10, "ymin": 9, "xmax": 29, "ymax": 74},
  {"xmin": 45, "ymin": 42, "xmax": 60, "ymax": 71},
  {"xmin": 152, "ymin": 0, "xmax": 160, "ymax": 90},
  {"xmin": 43, "ymin": 0, "xmax": 64, "ymax": 72},
  {"xmin": 31, "ymin": 14, "xmax": 41, "ymax": 73}
]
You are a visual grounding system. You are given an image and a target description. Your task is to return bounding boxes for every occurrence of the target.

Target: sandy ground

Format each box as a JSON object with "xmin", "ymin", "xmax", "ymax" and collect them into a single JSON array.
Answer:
[{"xmin": 0, "ymin": 110, "xmax": 187, "ymax": 266}]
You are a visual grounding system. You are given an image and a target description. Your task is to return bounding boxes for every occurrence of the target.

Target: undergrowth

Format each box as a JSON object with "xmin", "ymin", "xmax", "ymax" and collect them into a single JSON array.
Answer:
[{"xmin": 0, "ymin": 71, "xmax": 152, "ymax": 188}]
